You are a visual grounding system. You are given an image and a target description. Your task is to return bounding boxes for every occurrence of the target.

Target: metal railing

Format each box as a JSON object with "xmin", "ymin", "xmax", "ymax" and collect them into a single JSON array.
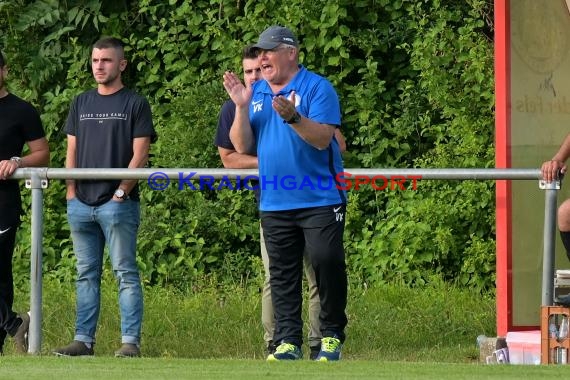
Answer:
[{"xmin": 10, "ymin": 167, "xmax": 556, "ymax": 354}]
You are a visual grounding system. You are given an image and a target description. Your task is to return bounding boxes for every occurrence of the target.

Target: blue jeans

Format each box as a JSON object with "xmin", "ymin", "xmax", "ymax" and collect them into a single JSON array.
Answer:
[{"xmin": 67, "ymin": 198, "xmax": 143, "ymax": 346}]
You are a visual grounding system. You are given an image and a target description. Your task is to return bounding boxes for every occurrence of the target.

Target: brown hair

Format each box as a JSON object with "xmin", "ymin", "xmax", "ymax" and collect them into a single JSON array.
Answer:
[
  {"xmin": 93, "ymin": 37, "xmax": 125, "ymax": 58},
  {"xmin": 242, "ymin": 45, "xmax": 258, "ymax": 60}
]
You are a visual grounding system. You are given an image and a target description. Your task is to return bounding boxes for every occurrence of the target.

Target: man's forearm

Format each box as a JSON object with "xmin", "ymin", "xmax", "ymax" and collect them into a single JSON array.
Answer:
[
  {"xmin": 118, "ymin": 137, "xmax": 151, "ymax": 193},
  {"xmin": 553, "ymin": 134, "xmax": 570, "ymax": 162},
  {"xmin": 229, "ymin": 106, "xmax": 255, "ymax": 154},
  {"xmin": 219, "ymin": 147, "xmax": 258, "ymax": 169},
  {"xmin": 287, "ymin": 117, "xmax": 335, "ymax": 150}
]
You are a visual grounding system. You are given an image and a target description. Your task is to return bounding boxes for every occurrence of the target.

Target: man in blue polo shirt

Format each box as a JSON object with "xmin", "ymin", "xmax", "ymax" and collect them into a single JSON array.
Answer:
[{"xmin": 223, "ymin": 25, "xmax": 347, "ymax": 361}]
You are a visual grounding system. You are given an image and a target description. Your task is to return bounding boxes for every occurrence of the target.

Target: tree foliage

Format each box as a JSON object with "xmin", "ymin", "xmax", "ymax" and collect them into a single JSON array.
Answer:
[{"xmin": 0, "ymin": 0, "xmax": 495, "ymax": 292}]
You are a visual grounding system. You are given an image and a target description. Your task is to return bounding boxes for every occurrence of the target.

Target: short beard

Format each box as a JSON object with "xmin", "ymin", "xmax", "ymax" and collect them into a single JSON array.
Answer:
[{"xmin": 95, "ymin": 73, "xmax": 119, "ymax": 86}]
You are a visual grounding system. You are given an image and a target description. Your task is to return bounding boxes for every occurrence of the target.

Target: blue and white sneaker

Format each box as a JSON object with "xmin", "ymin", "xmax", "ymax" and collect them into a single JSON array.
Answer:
[
  {"xmin": 315, "ymin": 336, "xmax": 342, "ymax": 361},
  {"xmin": 266, "ymin": 342, "xmax": 302, "ymax": 361}
]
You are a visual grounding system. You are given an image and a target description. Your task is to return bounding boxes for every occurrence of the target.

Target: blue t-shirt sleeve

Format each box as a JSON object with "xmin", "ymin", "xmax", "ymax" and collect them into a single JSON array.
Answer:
[{"xmin": 306, "ymin": 79, "xmax": 341, "ymax": 127}]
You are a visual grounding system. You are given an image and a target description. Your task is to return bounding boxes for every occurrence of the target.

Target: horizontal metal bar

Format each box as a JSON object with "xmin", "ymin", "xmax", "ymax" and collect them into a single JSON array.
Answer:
[
  {"xmin": 14, "ymin": 164, "xmax": 554, "ymax": 355},
  {"xmin": 10, "ymin": 168, "xmax": 542, "ymax": 181}
]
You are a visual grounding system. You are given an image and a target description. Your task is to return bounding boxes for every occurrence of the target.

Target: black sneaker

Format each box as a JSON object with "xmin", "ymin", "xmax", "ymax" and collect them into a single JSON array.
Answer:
[
  {"xmin": 267, "ymin": 340, "xmax": 277, "ymax": 355},
  {"xmin": 0, "ymin": 328, "xmax": 7, "ymax": 355},
  {"xmin": 52, "ymin": 340, "xmax": 94, "ymax": 356},
  {"xmin": 12, "ymin": 313, "xmax": 29, "ymax": 354},
  {"xmin": 114, "ymin": 343, "xmax": 141, "ymax": 358},
  {"xmin": 309, "ymin": 344, "xmax": 321, "ymax": 360}
]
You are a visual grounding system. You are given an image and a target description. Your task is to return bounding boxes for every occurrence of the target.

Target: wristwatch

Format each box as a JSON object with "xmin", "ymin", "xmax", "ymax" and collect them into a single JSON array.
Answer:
[
  {"xmin": 10, "ymin": 156, "xmax": 22, "ymax": 168},
  {"xmin": 114, "ymin": 188, "xmax": 129, "ymax": 200},
  {"xmin": 285, "ymin": 111, "xmax": 302, "ymax": 124}
]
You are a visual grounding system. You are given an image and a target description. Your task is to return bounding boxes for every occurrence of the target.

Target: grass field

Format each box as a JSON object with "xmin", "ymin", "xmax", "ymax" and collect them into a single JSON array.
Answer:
[
  {"xmin": 22, "ymin": 274, "xmax": 494, "ymax": 361},
  {"xmin": 0, "ymin": 275, "xmax": 556, "ymax": 378},
  {"xmin": 0, "ymin": 357, "xmax": 568, "ymax": 380}
]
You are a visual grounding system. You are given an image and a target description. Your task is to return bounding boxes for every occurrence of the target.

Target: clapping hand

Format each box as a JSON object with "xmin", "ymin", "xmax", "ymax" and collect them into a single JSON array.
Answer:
[{"xmin": 223, "ymin": 71, "xmax": 252, "ymax": 108}]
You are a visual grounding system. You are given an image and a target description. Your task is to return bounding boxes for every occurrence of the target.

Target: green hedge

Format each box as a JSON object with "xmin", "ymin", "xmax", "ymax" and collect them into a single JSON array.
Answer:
[{"xmin": 2, "ymin": 0, "xmax": 495, "ymax": 292}]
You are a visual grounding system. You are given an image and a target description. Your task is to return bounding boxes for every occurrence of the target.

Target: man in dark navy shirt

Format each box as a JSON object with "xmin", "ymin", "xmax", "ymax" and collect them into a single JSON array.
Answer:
[
  {"xmin": 216, "ymin": 46, "xmax": 325, "ymax": 358},
  {"xmin": 224, "ymin": 26, "xmax": 348, "ymax": 362},
  {"xmin": 216, "ymin": 45, "xmax": 346, "ymax": 359}
]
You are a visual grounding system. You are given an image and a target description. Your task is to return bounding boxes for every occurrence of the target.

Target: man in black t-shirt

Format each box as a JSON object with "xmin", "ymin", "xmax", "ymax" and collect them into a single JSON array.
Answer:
[
  {"xmin": 0, "ymin": 51, "xmax": 50, "ymax": 354},
  {"xmin": 51, "ymin": 37, "xmax": 156, "ymax": 358}
]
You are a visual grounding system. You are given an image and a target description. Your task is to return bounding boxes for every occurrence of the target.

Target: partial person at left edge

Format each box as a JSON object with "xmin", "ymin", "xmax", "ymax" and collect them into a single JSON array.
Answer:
[{"xmin": 0, "ymin": 50, "xmax": 50, "ymax": 354}]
